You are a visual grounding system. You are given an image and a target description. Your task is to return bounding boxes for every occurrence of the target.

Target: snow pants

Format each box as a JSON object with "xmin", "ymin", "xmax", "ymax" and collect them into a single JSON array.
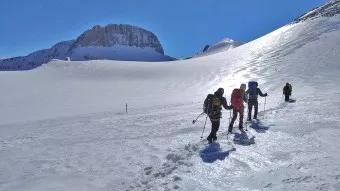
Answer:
[
  {"xmin": 207, "ymin": 117, "xmax": 220, "ymax": 142},
  {"xmin": 228, "ymin": 107, "xmax": 244, "ymax": 132},
  {"xmin": 248, "ymin": 99, "xmax": 258, "ymax": 120},
  {"xmin": 284, "ymin": 94, "xmax": 290, "ymax": 102}
]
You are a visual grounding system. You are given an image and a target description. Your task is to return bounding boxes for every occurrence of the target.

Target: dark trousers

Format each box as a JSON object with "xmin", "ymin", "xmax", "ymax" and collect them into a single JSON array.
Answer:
[
  {"xmin": 284, "ymin": 94, "xmax": 290, "ymax": 102},
  {"xmin": 229, "ymin": 107, "xmax": 244, "ymax": 132},
  {"xmin": 248, "ymin": 99, "xmax": 258, "ymax": 120},
  {"xmin": 207, "ymin": 118, "xmax": 220, "ymax": 142}
]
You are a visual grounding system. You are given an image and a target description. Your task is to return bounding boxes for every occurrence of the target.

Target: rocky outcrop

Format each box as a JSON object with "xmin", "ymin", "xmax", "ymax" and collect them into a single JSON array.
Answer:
[
  {"xmin": 72, "ymin": 24, "xmax": 164, "ymax": 54},
  {"xmin": 293, "ymin": 0, "xmax": 340, "ymax": 23}
]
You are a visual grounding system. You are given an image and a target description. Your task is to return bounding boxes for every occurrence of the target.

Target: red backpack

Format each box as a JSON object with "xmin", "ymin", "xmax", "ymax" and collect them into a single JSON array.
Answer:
[{"xmin": 231, "ymin": 88, "xmax": 244, "ymax": 110}]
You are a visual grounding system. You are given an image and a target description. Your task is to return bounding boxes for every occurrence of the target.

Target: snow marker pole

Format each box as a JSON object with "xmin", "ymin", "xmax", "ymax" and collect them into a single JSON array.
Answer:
[
  {"xmin": 192, "ymin": 112, "xmax": 205, "ymax": 124},
  {"xmin": 245, "ymin": 105, "xmax": 248, "ymax": 131},
  {"xmin": 263, "ymin": 96, "xmax": 267, "ymax": 119}
]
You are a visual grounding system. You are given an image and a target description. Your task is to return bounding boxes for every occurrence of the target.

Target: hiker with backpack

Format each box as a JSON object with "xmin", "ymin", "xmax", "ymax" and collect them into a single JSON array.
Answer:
[
  {"xmin": 228, "ymin": 83, "xmax": 247, "ymax": 133},
  {"xmin": 246, "ymin": 81, "xmax": 268, "ymax": 121},
  {"xmin": 203, "ymin": 88, "xmax": 233, "ymax": 143},
  {"xmin": 283, "ymin": 82, "xmax": 292, "ymax": 102}
]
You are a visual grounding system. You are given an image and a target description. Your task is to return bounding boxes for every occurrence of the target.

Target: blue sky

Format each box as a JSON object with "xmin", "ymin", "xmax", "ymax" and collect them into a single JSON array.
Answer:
[{"xmin": 0, "ymin": 0, "xmax": 330, "ymax": 59}]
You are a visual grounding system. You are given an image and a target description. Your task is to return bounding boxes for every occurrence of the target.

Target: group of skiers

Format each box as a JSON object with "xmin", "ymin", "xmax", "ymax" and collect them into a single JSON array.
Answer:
[{"xmin": 203, "ymin": 81, "xmax": 292, "ymax": 143}]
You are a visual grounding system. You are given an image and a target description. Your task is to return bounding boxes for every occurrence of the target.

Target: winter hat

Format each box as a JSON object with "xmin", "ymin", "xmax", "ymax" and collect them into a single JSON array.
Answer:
[{"xmin": 240, "ymin": 83, "xmax": 246, "ymax": 91}]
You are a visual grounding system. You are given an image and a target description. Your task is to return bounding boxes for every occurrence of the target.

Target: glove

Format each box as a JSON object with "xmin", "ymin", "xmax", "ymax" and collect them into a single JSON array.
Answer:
[
  {"xmin": 228, "ymin": 105, "xmax": 233, "ymax": 110},
  {"xmin": 265, "ymin": 93, "xmax": 268, "ymax": 97}
]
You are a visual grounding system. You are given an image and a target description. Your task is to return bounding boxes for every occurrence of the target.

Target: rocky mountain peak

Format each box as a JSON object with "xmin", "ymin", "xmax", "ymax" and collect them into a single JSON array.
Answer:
[{"xmin": 72, "ymin": 24, "xmax": 164, "ymax": 54}]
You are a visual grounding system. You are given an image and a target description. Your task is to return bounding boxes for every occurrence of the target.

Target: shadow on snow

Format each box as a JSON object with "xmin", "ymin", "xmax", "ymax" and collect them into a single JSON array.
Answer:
[
  {"xmin": 199, "ymin": 143, "xmax": 236, "ymax": 163},
  {"xmin": 249, "ymin": 120, "xmax": 270, "ymax": 133},
  {"xmin": 233, "ymin": 130, "xmax": 256, "ymax": 146},
  {"xmin": 288, "ymin": 99, "xmax": 296, "ymax": 103}
]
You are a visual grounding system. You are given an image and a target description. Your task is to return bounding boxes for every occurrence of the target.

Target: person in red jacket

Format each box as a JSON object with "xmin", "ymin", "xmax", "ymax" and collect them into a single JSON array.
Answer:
[{"xmin": 228, "ymin": 84, "xmax": 247, "ymax": 133}]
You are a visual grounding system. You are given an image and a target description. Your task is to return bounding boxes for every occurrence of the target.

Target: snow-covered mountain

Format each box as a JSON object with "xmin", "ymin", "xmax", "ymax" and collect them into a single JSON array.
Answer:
[
  {"xmin": 0, "ymin": 40, "xmax": 75, "ymax": 70},
  {"xmin": 293, "ymin": 0, "xmax": 340, "ymax": 23},
  {"xmin": 0, "ymin": 24, "xmax": 175, "ymax": 71},
  {"xmin": 1, "ymin": 1, "xmax": 340, "ymax": 191},
  {"xmin": 193, "ymin": 38, "xmax": 243, "ymax": 58}
]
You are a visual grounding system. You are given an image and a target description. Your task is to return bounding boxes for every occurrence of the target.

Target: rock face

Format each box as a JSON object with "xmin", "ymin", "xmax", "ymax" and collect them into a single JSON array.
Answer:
[
  {"xmin": 0, "ymin": 24, "xmax": 174, "ymax": 71},
  {"xmin": 71, "ymin": 24, "xmax": 164, "ymax": 54},
  {"xmin": 293, "ymin": 0, "xmax": 340, "ymax": 23}
]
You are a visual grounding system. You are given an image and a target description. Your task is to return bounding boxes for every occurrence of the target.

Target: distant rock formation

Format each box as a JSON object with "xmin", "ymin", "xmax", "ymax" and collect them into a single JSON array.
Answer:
[{"xmin": 0, "ymin": 24, "xmax": 175, "ymax": 71}]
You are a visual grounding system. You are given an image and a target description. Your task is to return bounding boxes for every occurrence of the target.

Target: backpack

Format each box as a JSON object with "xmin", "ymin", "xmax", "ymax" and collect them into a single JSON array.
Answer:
[
  {"xmin": 283, "ymin": 84, "xmax": 292, "ymax": 95},
  {"xmin": 231, "ymin": 88, "xmax": 243, "ymax": 110},
  {"xmin": 203, "ymin": 94, "xmax": 221, "ymax": 114},
  {"xmin": 248, "ymin": 81, "xmax": 257, "ymax": 100}
]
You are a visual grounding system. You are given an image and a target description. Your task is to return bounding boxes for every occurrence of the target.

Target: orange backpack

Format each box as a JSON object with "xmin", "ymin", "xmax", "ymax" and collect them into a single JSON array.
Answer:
[{"xmin": 231, "ymin": 88, "xmax": 244, "ymax": 110}]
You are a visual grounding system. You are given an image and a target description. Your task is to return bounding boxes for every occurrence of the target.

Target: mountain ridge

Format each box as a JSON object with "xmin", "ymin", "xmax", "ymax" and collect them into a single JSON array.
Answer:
[{"xmin": 0, "ymin": 24, "xmax": 174, "ymax": 71}]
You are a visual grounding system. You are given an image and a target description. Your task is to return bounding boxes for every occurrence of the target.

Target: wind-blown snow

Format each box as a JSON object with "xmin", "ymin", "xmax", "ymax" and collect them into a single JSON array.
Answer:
[{"xmin": 0, "ymin": 16, "xmax": 340, "ymax": 191}]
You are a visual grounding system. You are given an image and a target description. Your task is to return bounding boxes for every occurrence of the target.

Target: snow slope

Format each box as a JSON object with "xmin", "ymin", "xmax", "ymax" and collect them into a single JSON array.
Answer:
[
  {"xmin": 194, "ymin": 38, "xmax": 243, "ymax": 58},
  {"xmin": 68, "ymin": 45, "xmax": 174, "ymax": 62},
  {"xmin": 1, "ymin": 14, "xmax": 340, "ymax": 191}
]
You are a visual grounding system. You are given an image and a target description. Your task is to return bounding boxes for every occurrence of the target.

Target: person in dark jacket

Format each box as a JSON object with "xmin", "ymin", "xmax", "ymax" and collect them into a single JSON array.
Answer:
[
  {"xmin": 283, "ymin": 83, "xmax": 292, "ymax": 102},
  {"xmin": 204, "ymin": 88, "xmax": 233, "ymax": 143},
  {"xmin": 246, "ymin": 82, "xmax": 267, "ymax": 121}
]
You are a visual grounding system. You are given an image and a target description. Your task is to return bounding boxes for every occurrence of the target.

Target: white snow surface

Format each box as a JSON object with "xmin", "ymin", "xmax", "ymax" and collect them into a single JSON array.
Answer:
[
  {"xmin": 194, "ymin": 38, "xmax": 243, "ymax": 58},
  {"xmin": 69, "ymin": 45, "xmax": 174, "ymax": 62},
  {"xmin": 1, "ymin": 16, "xmax": 340, "ymax": 191}
]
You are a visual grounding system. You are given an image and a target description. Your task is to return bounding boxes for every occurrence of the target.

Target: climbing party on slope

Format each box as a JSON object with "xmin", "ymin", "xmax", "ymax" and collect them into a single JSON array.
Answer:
[{"xmin": 198, "ymin": 81, "xmax": 296, "ymax": 144}]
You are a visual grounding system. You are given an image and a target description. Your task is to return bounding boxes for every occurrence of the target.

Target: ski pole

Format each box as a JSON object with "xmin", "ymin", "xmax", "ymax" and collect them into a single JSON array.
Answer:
[
  {"xmin": 192, "ymin": 112, "xmax": 205, "ymax": 124},
  {"xmin": 229, "ymin": 108, "xmax": 231, "ymax": 124},
  {"xmin": 201, "ymin": 102, "xmax": 210, "ymax": 139},
  {"xmin": 201, "ymin": 113, "xmax": 208, "ymax": 139}
]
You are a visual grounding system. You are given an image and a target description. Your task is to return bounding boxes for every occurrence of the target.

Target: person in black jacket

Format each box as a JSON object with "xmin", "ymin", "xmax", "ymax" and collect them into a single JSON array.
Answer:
[
  {"xmin": 246, "ymin": 82, "xmax": 267, "ymax": 121},
  {"xmin": 283, "ymin": 83, "xmax": 292, "ymax": 102},
  {"xmin": 204, "ymin": 88, "xmax": 233, "ymax": 143}
]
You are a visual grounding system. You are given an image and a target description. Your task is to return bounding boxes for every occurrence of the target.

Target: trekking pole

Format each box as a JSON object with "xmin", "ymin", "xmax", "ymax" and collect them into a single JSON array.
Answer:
[
  {"xmin": 201, "ymin": 103, "xmax": 210, "ymax": 139},
  {"xmin": 192, "ymin": 112, "xmax": 205, "ymax": 124},
  {"xmin": 263, "ymin": 96, "xmax": 267, "ymax": 119},
  {"xmin": 229, "ymin": 109, "xmax": 231, "ymax": 124},
  {"xmin": 201, "ymin": 115, "xmax": 208, "ymax": 139}
]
